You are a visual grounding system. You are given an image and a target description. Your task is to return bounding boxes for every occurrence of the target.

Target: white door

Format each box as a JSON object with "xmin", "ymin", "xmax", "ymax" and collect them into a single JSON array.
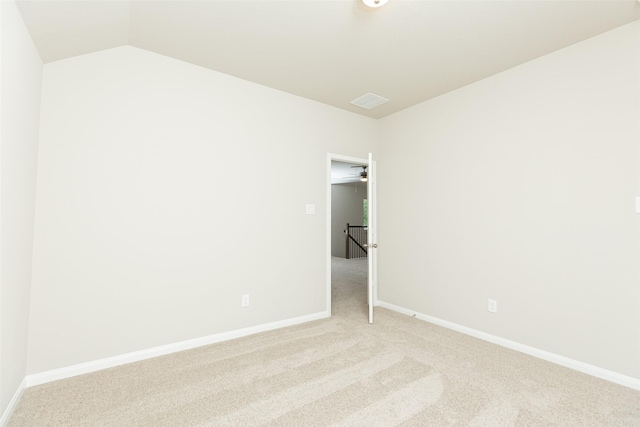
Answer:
[{"xmin": 366, "ymin": 153, "xmax": 377, "ymax": 324}]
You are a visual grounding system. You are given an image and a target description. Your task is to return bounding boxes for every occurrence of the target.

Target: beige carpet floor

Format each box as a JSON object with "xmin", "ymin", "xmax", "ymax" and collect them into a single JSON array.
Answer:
[{"xmin": 9, "ymin": 257, "xmax": 640, "ymax": 426}]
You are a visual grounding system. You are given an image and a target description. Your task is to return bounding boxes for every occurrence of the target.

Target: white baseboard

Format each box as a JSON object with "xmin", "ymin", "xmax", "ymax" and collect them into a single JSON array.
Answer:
[
  {"xmin": 26, "ymin": 310, "xmax": 329, "ymax": 388},
  {"xmin": 0, "ymin": 377, "xmax": 26, "ymax": 427},
  {"xmin": 377, "ymin": 301, "xmax": 640, "ymax": 391}
]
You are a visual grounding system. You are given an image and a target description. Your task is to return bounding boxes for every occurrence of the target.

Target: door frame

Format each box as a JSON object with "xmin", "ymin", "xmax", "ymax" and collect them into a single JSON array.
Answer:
[{"xmin": 326, "ymin": 153, "xmax": 377, "ymax": 318}]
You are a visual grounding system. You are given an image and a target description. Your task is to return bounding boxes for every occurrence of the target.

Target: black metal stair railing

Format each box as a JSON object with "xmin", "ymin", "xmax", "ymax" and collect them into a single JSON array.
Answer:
[{"xmin": 345, "ymin": 223, "xmax": 368, "ymax": 259}]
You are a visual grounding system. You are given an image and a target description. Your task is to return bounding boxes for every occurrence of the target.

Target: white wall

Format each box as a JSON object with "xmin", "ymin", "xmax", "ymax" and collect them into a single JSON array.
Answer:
[
  {"xmin": 378, "ymin": 21, "xmax": 640, "ymax": 379},
  {"xmin": 28, "ymin": 46, "xmax": 377, "ymax": 374},
  {"xmin": 0, "ymin": 0, "xmax": 43, "ymax": 417},
  {"xmin": 331, "ymin": 182, "xmax": 367, "ymax": 258}
]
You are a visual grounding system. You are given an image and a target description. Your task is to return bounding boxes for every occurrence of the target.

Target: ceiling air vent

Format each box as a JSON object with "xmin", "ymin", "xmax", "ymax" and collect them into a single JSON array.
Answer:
[{"xmin": 350, "ymin": 93, "xmax": 389, "ymax": 110}]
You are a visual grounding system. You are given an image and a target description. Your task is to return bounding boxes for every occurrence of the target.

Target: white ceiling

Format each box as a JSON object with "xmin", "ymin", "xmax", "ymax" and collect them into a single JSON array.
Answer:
[
  {"xmin": 16, "ymin": 0, "xmax": 640, "ymax": 119},
  {"xmin": 331, "ymin": 161, "xmax": 368, "ymax": 184}
]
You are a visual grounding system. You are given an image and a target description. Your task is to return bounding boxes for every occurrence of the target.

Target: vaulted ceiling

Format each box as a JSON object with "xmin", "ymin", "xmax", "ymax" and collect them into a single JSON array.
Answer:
[{"xmin": 16, "ymin": 0, "xmax": 640, "ymax": 118}]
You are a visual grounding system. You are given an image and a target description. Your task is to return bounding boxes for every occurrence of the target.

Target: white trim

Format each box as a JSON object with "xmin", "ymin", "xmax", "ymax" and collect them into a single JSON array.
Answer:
[
  {"xmin": 0, "ymin": 378, "xmax": 26, "ymax": 427},
  {"xmin": 326, "ymin": 153, "xmax": 369, "ymax": 319},
  {"xmin": 326, "ymin": 154, "xmax": 333, "ymax": 317},
  {"xmin": 26, "ymin": 311, "xmax": 328, "ymax": 387},
  {"xmin": 378, "ymin": 300, "xmax": 640, "ymax": 391}
]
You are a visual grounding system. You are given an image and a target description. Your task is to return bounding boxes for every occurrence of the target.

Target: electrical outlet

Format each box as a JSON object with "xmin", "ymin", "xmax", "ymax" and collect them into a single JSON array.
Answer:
[
  {"xmin": 488, "ymin": 299, "xmax": 497, "ymax": 313},
  {"xmin": 241, "ymin": 294, "xmax": 250, "ymax": 307}
]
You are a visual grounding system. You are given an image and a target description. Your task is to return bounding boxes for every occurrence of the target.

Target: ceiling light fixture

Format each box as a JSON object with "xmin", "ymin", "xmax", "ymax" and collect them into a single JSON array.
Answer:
[
  {"xmin": 362, "ymin": 0, "xmax": 389, "ymax": 8},
  {"xmin": 359, "ymin": 167, "xmax": 368, "ymax": 182}
]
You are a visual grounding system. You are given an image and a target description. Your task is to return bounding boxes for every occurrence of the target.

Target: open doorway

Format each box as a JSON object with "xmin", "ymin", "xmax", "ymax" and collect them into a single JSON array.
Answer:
[
  {"xmin": 327, "ymin": 155, "xmax": 370, "ymax": 321},
  {"xmin": 331, "ymin": 161, "xmax": 368, "ymax": 259}
]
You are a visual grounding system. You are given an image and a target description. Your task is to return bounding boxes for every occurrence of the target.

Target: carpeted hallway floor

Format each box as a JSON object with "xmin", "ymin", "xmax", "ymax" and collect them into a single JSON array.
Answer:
[{"xmin": 8, "ymin": 257, "xmax": 640, "ymax": 426}]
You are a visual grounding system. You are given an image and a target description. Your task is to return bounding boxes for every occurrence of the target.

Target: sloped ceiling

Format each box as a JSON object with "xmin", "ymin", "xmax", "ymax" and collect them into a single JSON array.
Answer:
[{"xmin": 16, "ymin": 0, "xmax": 640, "ymax": 118}]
